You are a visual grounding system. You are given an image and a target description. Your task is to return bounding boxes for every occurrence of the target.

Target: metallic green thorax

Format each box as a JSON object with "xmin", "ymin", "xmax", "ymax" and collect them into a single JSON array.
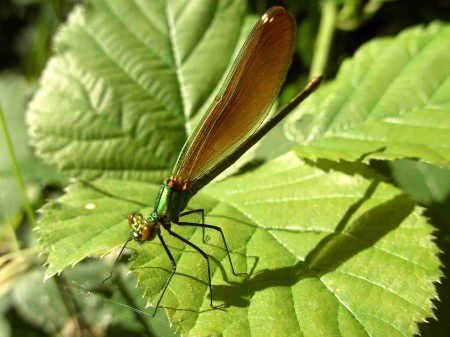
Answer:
[
  {"xmin": 152, "ymin": 179, "xmax": 193, "ymax": 223},
  {"xmin": 128, "ymin": 178, "xmax": 193, "ymax": 243}
]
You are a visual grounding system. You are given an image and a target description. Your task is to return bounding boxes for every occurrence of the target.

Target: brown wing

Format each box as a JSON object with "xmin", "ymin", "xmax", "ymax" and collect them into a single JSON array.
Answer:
[{"xmin": 172, "ymin": 7, "xmax": 295, "ymax": 185}]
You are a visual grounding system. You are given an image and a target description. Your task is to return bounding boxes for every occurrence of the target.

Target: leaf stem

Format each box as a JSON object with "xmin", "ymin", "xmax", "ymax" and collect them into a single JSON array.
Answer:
[
  {"xmin": 0, "ymin": 104, "xmax": 36, "ymax": 228},
  {"xmin": 310, "ymin": 0, "xmax": 337, "ymax": 77}
]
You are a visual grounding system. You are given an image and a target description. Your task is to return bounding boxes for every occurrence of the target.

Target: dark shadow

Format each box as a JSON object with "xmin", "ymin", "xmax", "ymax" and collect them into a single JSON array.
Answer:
[
  {"xmin": 418, "ymin": 192, "xmax": 450, "ymax": 337},
  {"xmin": 304, "ymin": 158, "xmax": 386, "ymax": 181},
  {"xmin": 212, "ymin": 182, "xmax": 415, "ymax": 308},
  {"xmin": 128, "ymin": 231, "xmax": 259, "ymax": 313},
  {"xmin": 356, "ymin": 146, "xmax": 387, "ymax": 162},
  {"xmin": 130, "ymin": 243, "xmax": 253, "ymax": 282},
  {"xmin": 302, "ymin": 147, "xmax": 388, "ymax": 181},
  {"xmin": 233, "ymin": 158, "xmax": 266, "ymax": 175},
  {"xmin": 299, "ymin": 192, "xmax": 413, "ymax": 278},
  {"xmin": 128, "ymin": 263, "xmax": 251, "ymax": 313}
]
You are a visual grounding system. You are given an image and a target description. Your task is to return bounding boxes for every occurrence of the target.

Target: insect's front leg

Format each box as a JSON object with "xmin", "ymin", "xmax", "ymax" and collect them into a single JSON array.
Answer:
[{"xmin": 153, "ymin": 231, "xmax": 176, "ymax": 316}]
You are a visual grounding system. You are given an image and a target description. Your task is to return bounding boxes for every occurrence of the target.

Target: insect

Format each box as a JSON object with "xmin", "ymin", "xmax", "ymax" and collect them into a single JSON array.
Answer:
[{"xmin": 104, "ymin": 6, "xmax": 322, "ymax": 315}]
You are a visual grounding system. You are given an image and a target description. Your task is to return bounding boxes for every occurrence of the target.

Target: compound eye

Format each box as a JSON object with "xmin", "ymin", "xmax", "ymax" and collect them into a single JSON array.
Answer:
[
  {"xmin": 141, "ymin": 224, "xmax": 156, "ymax": 241},
  {"xmin": 128, "ymin": 212, "xmax": 144, "ymax": 227},
  {"xmin": 127, "ymin": 213, "xmax": 136, "ymax": 226}
]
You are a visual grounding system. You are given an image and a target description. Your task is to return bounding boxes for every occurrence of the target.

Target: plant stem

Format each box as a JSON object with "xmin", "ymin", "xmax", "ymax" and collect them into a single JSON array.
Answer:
[
  {"xmin": 117, "ymin": 274, "xmax": 155, "ymax": 336},
  {"xmin": 310, "ymin": 0, "xmax": 338, "ymax": 78},
  {"xmin": 0, "ymin": 104, "xmax": 36, "ymax": 228},
  {"xmin": 54, "ymin": 274, "xmax": 96, "ymax": 337},
  {"xmin": 5, "ymin": 215, "xmax": 21, "ymax": 251}
]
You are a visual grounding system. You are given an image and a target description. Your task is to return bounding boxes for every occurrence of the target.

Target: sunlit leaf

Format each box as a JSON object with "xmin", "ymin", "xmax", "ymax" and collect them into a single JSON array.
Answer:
[
  {"xmin": 288, "ymin": 23, "xmax": 450, "ymax": 169},
  {"xmin": 37, "ymin": 153, "xmax": 440, "ymax": 336}
]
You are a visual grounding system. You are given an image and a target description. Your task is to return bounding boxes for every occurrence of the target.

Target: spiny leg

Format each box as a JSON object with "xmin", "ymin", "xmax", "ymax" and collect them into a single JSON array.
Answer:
[
  {"xmin": 177, "ymin": 212, "xmax": 247, "ymax": 277},
  {"xmin": 165, "ymin": 226, "xmax": 225, "ymax": 311},
  {"xmin": 153, "ymin": 232, "xmax": 176, "ymax": 316}
]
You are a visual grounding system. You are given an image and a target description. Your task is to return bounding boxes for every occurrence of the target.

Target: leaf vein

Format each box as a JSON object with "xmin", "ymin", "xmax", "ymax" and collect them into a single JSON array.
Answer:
[
  {"xmin": 332, "ymin": 268, "xmax": 428, "ymax": 314},
  {"xmin": 102, "ymin": 0, "xmax": 171, "ymax": 66},
  {"xmin": 79, "ymin": 24, "xmax": 171, "ymax": 118},
  {"xmin": 166, "ymin": 4, "xmax": 188, "ymax": 128},
  {"xmin": 319, "ymin": 277, "xmax": 371, "ymax": 336}
]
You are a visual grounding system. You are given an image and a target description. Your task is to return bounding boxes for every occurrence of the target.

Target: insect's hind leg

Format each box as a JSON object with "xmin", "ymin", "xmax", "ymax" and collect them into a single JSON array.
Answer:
[
  {"xmin": 177, "ymin": 210, "xmax": 247, "ymax": 277},
  {"xmin": 164, "ymin": 226, "xmax": 225, "ymax": 311},
  {"xmin": 179, "ymin": 209, "xmax": 209, "ymax": 243}
]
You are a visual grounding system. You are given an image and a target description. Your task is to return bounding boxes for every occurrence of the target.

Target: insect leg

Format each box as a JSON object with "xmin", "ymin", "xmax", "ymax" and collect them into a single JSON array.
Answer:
[
  {"xmin": 165, "ymin": 227, "xmax": 225, "ymax": 311},
  {"xmin": 176, "ymin": 217, "xmax": 247, "ymax": 277},
  {"xmin": 179, "ymin": 209, "xmax": 209, "ymax": 243},
  {"xmin": 153, "ymin": 232, "xmax": 176, "ymax": 316}
]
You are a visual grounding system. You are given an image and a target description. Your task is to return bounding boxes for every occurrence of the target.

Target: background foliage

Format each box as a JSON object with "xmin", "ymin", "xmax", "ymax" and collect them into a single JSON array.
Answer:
[{"xmin": 1, "ymin": 0, "xmax": 449, "ymax": 336}]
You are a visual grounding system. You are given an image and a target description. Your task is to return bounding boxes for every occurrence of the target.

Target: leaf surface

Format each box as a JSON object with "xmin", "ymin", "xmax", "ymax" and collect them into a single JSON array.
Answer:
[
  {"xmin": 287, "ymin": 23, "xmax": 450, "ymax": 169},
  {"xmin": 38, "ymin": 153, "xmax": 440, "ymax": 336},
  {"xmin": 27, "ymin": 0, "xmax": 249, "ymax": 181}
]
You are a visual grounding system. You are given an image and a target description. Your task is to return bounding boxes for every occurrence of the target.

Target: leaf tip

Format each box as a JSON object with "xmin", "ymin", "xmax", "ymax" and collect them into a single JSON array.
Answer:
[{"xmin": 43, "ymin": 273, "xmax": 53, "ymax": 282}]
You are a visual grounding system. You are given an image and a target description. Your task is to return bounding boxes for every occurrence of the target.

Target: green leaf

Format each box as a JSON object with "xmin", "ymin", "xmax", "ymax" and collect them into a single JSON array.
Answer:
[
  {"xmin": 37, "ymin": 153, "xmax": 440, "ymax": 336},
  {"xmin": 389, "ymin": 159, "xmax": 450, "ymax": 205},
  {"xmin": 27, "ymin": 0, "xmax": 249, "ymax": 181},
  {"xmin": 287, "ymin": 23, "xmax": 450, "ymax": 169},
  {"xmin": 38, "ymin": 179, "xmax": 153, "ymax": 275}
]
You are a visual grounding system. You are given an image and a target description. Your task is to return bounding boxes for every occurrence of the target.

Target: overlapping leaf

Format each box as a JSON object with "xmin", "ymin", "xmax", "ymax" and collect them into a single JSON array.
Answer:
[{"xmin": 287, "ymin": 23, "xmax": 450, "ymax": 168}]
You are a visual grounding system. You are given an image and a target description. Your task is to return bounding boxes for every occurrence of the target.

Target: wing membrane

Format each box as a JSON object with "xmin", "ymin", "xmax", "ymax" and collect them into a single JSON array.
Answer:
[{"xmin": 172, "ymin": 7, "xmax": 295, "ymax": 188}]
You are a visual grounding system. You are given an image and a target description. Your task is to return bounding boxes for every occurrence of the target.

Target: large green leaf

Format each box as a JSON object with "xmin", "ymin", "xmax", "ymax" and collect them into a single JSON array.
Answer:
[
  {"xmin": 27, "ymin": 0, "xmax": 250, "ymax": 181},
  {"xmin": 37, "ymin": 153, "xmax": 440, "ymax": 336},
  {"xmin": 287, "ymin": 23, "xmax": 450, "ymax": 169}
]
